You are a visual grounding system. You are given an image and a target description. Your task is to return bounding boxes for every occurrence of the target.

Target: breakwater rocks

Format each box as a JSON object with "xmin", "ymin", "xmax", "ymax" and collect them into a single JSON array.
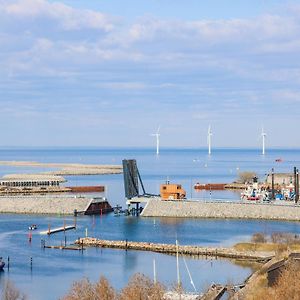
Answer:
[
  {"xmin": 0, "ymin": 195, "xmax": 92, "ymax": 214},
  {"xmin": 141, "ymin": 199, "xmax": 300, "ymax": 221},
  {"xmin": 76, "ymin": 237, "xmax": 273, "ymax": 261}
]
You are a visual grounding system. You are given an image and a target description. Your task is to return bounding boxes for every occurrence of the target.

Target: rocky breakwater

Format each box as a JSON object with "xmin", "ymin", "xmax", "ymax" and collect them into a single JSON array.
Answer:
[
  {"xmin": 0, "ymin": 195, "xmax": 92, "ymax": 214},
  {"xmin": 75, "ymin": 237, "xmax": 274, "ymax": 261},
  {"xmin": 141, "ymin": 199, "xmax": 300, "ymax": 221}
]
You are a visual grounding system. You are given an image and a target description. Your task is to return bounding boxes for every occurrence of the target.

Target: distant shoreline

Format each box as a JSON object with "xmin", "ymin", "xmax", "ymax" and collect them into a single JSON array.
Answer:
[{"xmin": 0, "ymin": 161, "xmax": 122, "ymax": 176}]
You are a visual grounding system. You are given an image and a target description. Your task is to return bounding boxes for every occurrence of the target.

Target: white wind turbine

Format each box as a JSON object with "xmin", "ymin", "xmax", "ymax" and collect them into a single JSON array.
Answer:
[
  {"xmin": 207, "ymin": 125, "xmax": 212, "ymax": 155},
  {"xmin": 151, "ymin": 126, "xmax": 160, "ymax": 155},
  {"xmin": 261, "ymin": 127, "xmax": 267, "ymax": 155}
]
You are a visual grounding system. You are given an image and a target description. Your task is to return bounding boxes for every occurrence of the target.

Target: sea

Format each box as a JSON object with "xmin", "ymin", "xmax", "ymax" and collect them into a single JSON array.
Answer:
[{"xmin": 0, "ymin": 147, "xmax": 300, "ymax": 299}]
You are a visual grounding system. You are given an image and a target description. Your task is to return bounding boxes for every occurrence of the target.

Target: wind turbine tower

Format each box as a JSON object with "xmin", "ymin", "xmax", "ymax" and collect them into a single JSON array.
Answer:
[
  {"xmin": 207, "ymin": 125, "xmax": 212, "ymax": 155},
  {"xmin": 261, "ymin": 127, "xmax": 267, "ymax": 155},
  {"xmin": 151, "ymin": 126, "xmax": 160, "ymax": 155}
]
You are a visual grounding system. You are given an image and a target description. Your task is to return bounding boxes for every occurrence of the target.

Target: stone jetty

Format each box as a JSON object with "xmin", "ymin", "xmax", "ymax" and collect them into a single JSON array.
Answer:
[
  {"xmin": 76, "ymin": 237, "xmax": 274, "ymax": 261},
  {"xmin": 0, "ymin": 195, "xmax": 92, "ymax": 214},
  {"xmin": 141, "ymin": 199, "xmax": 300, "ymax": 221}
]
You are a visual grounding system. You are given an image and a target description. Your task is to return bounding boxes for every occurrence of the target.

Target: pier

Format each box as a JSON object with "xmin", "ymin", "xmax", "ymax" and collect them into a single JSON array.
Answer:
[
  {"xmin": 75, "ymin": 237, "xmax": 274, "ymax": 261},
  {"xmin": 44, "ymin": 245, "xmax": 85, "ymax": 251},
  {"xmin": 40, "ymin": 225, "xmax": 76, "ymax": 235}
]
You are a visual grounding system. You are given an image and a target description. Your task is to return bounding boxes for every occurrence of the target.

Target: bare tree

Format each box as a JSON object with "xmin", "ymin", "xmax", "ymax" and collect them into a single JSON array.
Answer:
[
  {"xmin": 119, "ymin": 273, "xmax": 165, "ymax": 300},
  {"xmin": 1, "ymin": 280, "xmax": 26, "ymax": 300},
  {"xmin": 236, "ymin": 172, "xmax": 258, "ymax": 184},
  {"xmin": 94, "ymin": 276, "xmax": 116, "ymax": 300},
  {"xmin": 62, "ymin": 278, "xmax": 95, "ymax": 300}
]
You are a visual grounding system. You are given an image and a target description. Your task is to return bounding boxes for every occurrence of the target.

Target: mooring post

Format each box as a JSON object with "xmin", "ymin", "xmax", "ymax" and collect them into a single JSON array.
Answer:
[
  {"xmin": 7, "ymin": 256, "xmax": 10, "ymax": 270},
  {"xmin": 125, "ymin": 239, "xmax": 128, "ymax": 251},
  {"xmin": 294, "ymin": 167, "xmax": 298, "ymax": 203},
  {"xmin": 271, "ymin": 168, "xmax": 275, "ymax": 200},
  {"xmin": 296, "ymin": 169, "xmax": 299, "ymax": 203},
  {"xmin": 30, "ymin": 257, "xmax": 33, "ymax": 269}
]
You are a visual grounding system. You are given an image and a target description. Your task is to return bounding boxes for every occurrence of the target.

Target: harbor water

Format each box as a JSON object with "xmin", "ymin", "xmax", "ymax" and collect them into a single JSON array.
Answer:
[{"xmin": 0, "ymin": 147, "xmax": 300, "ymax": 299}]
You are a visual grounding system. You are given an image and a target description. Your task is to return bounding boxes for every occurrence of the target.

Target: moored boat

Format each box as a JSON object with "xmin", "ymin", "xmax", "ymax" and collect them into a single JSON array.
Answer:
[{"xmin": 0, "ymin": 257, "xmax": 5, "ymax": 270}]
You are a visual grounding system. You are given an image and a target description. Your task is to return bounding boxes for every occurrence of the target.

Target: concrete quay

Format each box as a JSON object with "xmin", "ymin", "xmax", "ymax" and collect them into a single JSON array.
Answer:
[
  {"xmin": 141, "ymin": 199, "xmax": 300, "ymax": 221},
  {"xmin": 76, "ymin": 237, "xmax": 273, "ymax": 261},
  {"xmin": 0, "ymin": 195, "xmax": 92, "ymax": 214}
]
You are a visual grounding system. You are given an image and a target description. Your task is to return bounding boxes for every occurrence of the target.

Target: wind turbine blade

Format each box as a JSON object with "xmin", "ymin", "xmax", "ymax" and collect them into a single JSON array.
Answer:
[{"xmin": 157, "ymin": 126, "xmax": 161, "ymax": 134}]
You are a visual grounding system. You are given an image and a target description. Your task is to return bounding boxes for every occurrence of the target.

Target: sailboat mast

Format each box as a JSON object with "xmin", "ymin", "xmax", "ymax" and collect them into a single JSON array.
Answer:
[{"xmin": 176, "ymin": 239, "xmax": 181, "ymax": 288}]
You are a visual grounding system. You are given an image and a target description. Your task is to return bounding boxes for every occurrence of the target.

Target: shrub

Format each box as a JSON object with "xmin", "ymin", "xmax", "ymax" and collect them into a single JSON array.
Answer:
[
  {"xmin": 236, "ymin": 172, "xmax": 258, "ymax": 184},
  {"xmin": 119, "ymin": 273, "xmax": 165, "ymax": 300},
  {"xmin": 1, "ymin": 280, "xmax": 26, "ymax": 300},
  {"xmin": 251, "ymin": 233, "xmax": 267, "ymax": 243}
]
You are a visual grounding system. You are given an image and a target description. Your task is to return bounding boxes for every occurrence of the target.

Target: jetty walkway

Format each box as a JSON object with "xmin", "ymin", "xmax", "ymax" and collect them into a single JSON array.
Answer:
[{"xmin": 75, "ymin": 237, "xmax": 274, "ymax": 261}]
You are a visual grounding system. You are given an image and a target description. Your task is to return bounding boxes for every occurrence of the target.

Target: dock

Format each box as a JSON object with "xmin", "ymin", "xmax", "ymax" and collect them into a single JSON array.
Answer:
[
  {"xmin": 44, "ymin": 245, "xmax": 85, "ymax": 251},
  {"xmin": 75, "ymin": 237, "xmax": 274, "ymax": 261},
  {"xmin": 40, "ymin": 225, "xmax": 76, "ymax": 235}
]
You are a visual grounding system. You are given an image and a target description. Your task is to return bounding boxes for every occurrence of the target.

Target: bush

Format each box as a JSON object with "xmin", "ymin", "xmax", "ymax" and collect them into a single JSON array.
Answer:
[
  {"xmin": 62, "ymin": 273, "xmax": 165, "ymax": 300},
  {"xmin": 119, "ymin": 273, "xmax": 165, "ymax": 300},
  {"xmin": 251, "ymin": 233, "xmax": 267, "ymax": 243},
  {"xmin": 1, "ymin": 280, "xmax": 26, "ymax": 300},
  {"xmin": 236, "ymin": 172, "xmax": 258, "ymax": 184},
  {"xmin": 247, "ymin": 263, "xmax": 300, "ymax": 300}
]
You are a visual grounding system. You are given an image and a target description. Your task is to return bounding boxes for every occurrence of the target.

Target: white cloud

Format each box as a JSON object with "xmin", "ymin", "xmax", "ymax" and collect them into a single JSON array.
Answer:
[{"xmin": 1, "ymin": 0, "xmax": 116, "ymax": 32}]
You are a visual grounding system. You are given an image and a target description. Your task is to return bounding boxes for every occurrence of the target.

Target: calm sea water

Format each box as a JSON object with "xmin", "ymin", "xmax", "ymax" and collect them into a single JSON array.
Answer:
[{"xmin": 0, "ymin": 147, "xmax": 300, "ymax": 299}]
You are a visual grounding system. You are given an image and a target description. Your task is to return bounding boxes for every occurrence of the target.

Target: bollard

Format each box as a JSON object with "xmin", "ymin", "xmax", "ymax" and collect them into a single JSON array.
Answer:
[{"xmin": 28, "ymin": 231, "xmax": 32, "ymax": 243}]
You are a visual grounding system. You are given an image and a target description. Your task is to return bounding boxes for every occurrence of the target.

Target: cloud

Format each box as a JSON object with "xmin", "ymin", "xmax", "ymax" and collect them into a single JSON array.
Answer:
[
  {"xmin": 1, "ymin": 0, "xmax": 116, "ymax": 31},
  {"xmin": 0, "ymin": 1, "xmax": 300, "ymax": 146}
]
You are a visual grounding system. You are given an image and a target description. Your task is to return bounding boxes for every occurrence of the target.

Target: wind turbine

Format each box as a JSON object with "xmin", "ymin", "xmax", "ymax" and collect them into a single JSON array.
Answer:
[
  {"xmin": 207, "ymin": 125, "xmax": 212, "ymax": 155},
  {"xmin": 261, "ymin": 127, "xmax": 267, "ymax": 155},
  {"xmin": 151, "ymin": 126, "xmax": 160, "ymax": 155}
]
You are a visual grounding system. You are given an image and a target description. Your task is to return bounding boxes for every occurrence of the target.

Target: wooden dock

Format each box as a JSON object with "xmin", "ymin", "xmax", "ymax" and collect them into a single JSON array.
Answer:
[
  {"xmin": 44, "ymin": 245, "xmax": 85, "ymax": 251},
  {"xmin": 40, "ymin": 225, "xmax": 76, "ymax": 235},
  {"xmin": 75, "ymin": 237, "xmax": 274, "ymax": 261}
]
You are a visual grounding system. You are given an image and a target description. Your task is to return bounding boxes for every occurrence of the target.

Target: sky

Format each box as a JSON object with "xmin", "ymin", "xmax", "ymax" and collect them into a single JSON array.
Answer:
[{"xmin": 0, "ymin": 0, "xmax": 300, "ymax": 148}]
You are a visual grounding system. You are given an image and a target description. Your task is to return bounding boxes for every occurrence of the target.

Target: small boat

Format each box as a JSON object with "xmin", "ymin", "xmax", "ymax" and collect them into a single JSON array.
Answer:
[
  {"xmin": 275, "ymin": 158, "xmax": 283, "ymax": 162},
  {"xmin": 0, "ymin": 257, "xmax": 5, "ymax": 270},
  {"xmin": 28, "ymin": 224, "xmax": 37, "ymax": 230}
]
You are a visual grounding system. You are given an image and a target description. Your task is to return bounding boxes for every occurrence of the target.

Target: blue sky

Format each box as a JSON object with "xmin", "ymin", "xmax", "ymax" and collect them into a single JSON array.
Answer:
[{"xmin": 0, "ymin": 0, "xmax": 300, "ymax": 148}]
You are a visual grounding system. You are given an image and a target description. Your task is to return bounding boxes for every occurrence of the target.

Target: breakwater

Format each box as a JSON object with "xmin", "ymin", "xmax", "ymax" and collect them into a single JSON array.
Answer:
[
  {"xmin": 141, "ymin": 199, "xmax": 300, "ymax": 221},
  {"xmin": 0, "ymin": 161, "xmax": 122, "ymax": 175},
  {"xmin": 0, "ymin": 195, "xmax": 92, "ymax": 214},
  {"xmin": 76, "ymin": 237, "xmax": 273, "ymax": 261}
]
